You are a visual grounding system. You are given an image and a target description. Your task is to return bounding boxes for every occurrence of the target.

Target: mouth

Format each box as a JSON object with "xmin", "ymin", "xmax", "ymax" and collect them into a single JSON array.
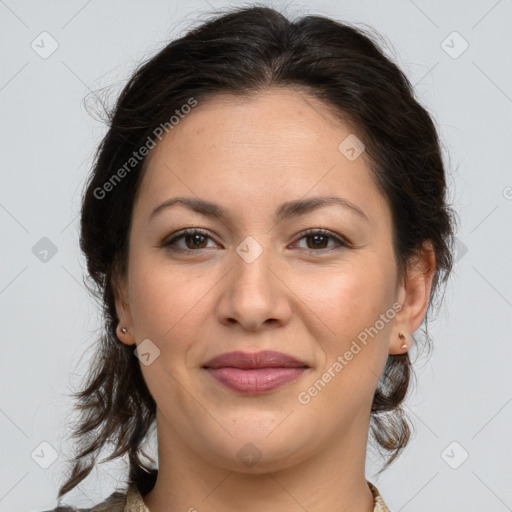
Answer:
[{"xmin": 202, "ymin": 350, "xmax": 309, "ymax": 395}]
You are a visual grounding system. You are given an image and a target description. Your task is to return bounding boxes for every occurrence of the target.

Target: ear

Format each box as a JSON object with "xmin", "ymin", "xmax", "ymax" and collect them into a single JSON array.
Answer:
[
  {"xmin": 111, "ymin": 261, "xmax": 136, "ymax": 346},
  {"xmin": 389, "ymin": 241, "xmax": 436, "ymax": 355}
]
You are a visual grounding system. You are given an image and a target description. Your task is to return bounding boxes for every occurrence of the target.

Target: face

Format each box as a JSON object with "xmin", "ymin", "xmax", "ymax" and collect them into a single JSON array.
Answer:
[{"xmin": 114, "ymin": 87, "xmax": 429, "ymax": 473}]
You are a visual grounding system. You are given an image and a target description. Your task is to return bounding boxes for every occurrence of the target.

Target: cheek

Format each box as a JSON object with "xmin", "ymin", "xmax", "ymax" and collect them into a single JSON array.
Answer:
[
  {"xmin": 297, "ymin": 259, "xmax": 394, "ymax": 340},
  {"xmin": 128, "ymin": 260, "xmax": 218, "ymax": 403},
  {"xmin": 128, "ymin": 256, "xmax": 219, "ymax": 345},
  {"xmin": 298, "ymin": 276, "xmax": 392, "ymax": 415},
  {"xmin": 301, "ymin": 260, "xmax": 395, "ymax": 406}
]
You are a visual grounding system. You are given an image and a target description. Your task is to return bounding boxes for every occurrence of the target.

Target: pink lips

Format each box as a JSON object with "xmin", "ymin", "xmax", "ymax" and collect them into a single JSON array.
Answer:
[{"xmin": 203, "ymin": 350, "xmax": 309, "ymax": 395}]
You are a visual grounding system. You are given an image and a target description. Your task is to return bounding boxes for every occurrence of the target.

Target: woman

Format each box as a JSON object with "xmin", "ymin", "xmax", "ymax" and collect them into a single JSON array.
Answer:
[{"xmin": 45, "ymin": 5, "xmax": 455, "ymax": 511}]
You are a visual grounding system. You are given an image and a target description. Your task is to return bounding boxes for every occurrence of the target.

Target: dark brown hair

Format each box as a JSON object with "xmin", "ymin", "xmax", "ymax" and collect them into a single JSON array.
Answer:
[{"xmin": 57, "ymin": 4, "xmax": 455, "ymax": 501}]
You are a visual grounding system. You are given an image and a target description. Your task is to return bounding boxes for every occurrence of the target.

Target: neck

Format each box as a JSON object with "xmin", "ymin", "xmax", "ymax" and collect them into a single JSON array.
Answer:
[{"xmin": 142, "ymin": 411, "xmax": 375, "ymax": 512}]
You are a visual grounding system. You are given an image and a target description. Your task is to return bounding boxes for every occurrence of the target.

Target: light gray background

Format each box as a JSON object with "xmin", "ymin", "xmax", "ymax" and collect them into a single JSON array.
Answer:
[{"xmin": 1, "ymin": 0, "xmax": 511, "ymax": 510}]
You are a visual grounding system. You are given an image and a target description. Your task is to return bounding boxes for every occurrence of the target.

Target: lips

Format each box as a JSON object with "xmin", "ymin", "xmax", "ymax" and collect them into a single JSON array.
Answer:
[
  {"xmin": 203, "ymin": 350, "xmax": 309, "ymax": 395},
  {"xmin": 203, "ymin": 350, "xmax": 308, "ymax": 370}
]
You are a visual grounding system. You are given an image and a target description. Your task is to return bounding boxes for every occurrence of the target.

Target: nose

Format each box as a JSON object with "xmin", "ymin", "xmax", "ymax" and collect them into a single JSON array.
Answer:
[{"xmin": 216, "ymin": 243, "xmax": 293, "ymax": 332}]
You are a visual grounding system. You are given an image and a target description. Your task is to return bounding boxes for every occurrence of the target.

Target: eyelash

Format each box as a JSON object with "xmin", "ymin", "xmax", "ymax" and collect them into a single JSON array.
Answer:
[{"xmin": 162, "ymin": 228, "xmax": 349, "ymax": 255}]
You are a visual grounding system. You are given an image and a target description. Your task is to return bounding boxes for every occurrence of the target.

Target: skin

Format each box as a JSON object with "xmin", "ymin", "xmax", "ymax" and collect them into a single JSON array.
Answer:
[{"xmin": 113, "ymin": 86, "xmax": 435, "ymax": 512}]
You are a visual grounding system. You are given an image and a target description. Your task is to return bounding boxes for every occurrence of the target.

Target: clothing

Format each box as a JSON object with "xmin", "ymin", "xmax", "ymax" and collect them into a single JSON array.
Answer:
[{"xmin": 42, "ymin": 481, "xmax": 391, "ymax": 511}]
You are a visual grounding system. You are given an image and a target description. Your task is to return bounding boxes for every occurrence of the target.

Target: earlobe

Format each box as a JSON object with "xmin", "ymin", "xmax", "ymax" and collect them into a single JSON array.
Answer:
[
  {"xmin": 115, "ymin": 323, "xmax": 136, "ymax": 345},
  {"xmin": 111, "ymin": 270, "xmax": 136, "ymax": 346},
  {"xmin": 398, "ymin": 332, "xmax": 408, "ymax": 350},
  {"xmin": 389, "ymin": 331, "xmax": 410, "ymax": 355}
]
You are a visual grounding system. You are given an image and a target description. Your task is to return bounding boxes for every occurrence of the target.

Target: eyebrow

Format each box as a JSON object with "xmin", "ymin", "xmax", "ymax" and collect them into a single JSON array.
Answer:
[{"xmin": 148, "ymin": 195, "xmax": 369, "ymax": 223}]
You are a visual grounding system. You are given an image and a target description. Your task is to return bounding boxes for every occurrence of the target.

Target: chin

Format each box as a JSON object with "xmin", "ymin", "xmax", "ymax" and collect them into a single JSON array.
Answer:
[{"xmin": 197, "ymin": 423, "xmax": 315, "ymax": 474}]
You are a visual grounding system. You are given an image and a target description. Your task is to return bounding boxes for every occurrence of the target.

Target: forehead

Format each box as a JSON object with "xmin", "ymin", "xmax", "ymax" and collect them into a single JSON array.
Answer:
[
  {"xmin": 134, "ymin": 87, "xmax": 390, "ymax": 227},
  {"xmin": 146, "ymin": 87, "xmax": 359, "ymax": 164}
]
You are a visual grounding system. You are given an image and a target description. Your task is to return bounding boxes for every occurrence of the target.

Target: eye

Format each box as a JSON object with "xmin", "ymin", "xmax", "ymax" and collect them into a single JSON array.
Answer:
[
  {"xmin": 293, "ymin": 229, "xmax": 349, "ymax": 253},
  {"xmin": 163, "ymin": 228, "xmax": 218, "ymax": 253},
  {"xmin": 162, "ymin": 228, "xmax": 349, "ymax": 255}
]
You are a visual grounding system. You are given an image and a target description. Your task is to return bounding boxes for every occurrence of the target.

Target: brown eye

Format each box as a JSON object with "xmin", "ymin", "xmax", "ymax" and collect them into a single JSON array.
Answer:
[
  {"xmin": 164, "ymin": 229, "xmax": 216, "ymax": 253},
  {"xmin": 295, "ymin": 229, "xmax": 348, "ymax": 253},
  {"xmin": 305, "ymin": 233, "xmax": 329, "ymax": 249},
  {"xmin": 183, "ymin": 233, "xmax": 209, "ymax": 249}
]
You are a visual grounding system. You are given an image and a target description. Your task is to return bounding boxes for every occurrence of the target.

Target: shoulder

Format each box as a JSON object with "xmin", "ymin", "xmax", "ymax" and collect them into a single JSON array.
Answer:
[{"xmin": 39, "ymin": 489, "xmax": 128, "ymax": 512}]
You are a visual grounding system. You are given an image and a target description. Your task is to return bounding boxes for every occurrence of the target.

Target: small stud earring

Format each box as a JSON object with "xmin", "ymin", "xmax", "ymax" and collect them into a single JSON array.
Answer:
[
  {"xmin": 398, "ymin": 332, "xmax": 407, "ymax": 350},
  {"xmin": 121, "ymin": 327, "xmax": 128, "ymax": 334}
]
